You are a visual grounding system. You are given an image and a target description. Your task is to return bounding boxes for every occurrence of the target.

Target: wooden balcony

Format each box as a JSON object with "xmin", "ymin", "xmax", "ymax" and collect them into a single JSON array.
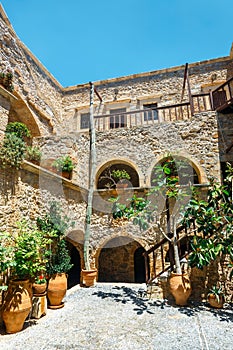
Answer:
[
  {"xmin": 94, "ymin": 93, "xmax": 212, "ymax": 131},
  {"xmin": 211, "ymin": 77, "xmax": 233, "ymax": 113}
]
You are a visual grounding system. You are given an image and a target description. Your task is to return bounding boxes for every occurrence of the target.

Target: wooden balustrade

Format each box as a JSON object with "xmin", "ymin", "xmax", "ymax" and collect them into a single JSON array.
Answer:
[
  {"xmin": 211, "ymin": 77, "xmax": 233, "ymax": 112},
  {"xmin": 94, "ymin": 93, "xmax": 212, "ymax": 131}
]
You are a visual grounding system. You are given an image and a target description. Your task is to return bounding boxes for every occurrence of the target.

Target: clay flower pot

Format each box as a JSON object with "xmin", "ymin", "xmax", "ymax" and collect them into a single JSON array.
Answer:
[
  {"xmin": 47, "ymin": 273, "xmax": 67, "ymax": 308},
  {"xmin": 32, "ymin": 282, "xmax": 47, "ymax": 296},
  {"xmin": 81, "ymin": 269, "xmax": 97, "ymax": 287},
  {"xmin": 1, "ymin": 279, "xmax": 32, "ymax": 333},
  {"xmin": 169, "ymin": 272, "xmax": 192, "ymax": 306},
  {"xmin": 207, "ymin": 294, "xmax": 224, "ymax": 309}
]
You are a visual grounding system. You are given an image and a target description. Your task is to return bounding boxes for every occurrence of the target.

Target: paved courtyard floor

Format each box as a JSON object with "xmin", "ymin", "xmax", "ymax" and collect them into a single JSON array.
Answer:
[{"xmin": 0, "ymin": 283, "xmax": 232, "ymax": 350}]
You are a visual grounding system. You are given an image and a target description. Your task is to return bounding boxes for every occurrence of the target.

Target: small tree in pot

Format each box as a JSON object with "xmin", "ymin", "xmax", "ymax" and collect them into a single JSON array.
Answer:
[
  {"xmin": 109, "ymin": 156, "xmax": 197, "ymax": 305},
  {"xmin": 37, "ymin": 201, "xmax": 74, "ymax": 308}
]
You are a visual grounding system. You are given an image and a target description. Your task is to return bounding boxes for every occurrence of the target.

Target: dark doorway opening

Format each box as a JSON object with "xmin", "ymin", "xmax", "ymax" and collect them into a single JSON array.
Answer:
[
  {"xmin": 134, "ymin": 247, "xmax": 148, "ymax": 283},
  {"xmin": 67, "ymin": 245, "xmax": 81, "ymax": 289}
]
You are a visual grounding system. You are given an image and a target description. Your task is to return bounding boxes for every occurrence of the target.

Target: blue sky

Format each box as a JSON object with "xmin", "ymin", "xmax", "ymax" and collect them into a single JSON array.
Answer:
[{"xmin": 1, "ymin": 0, "xmax": 233, "ymax": 87}]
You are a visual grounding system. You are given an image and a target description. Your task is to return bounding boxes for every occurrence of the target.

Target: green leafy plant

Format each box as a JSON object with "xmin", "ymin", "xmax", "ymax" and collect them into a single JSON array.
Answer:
[
  {"xmin": 34, "ymin": 274, "xmax": 47, "ymax": 284},
  {"xmin": 5, "ymin": 122, "xmax": 31, "ymax": 141},
  {"xmin": 0, "ymin": 133, "xmax": 26, "ymax": 169},
  {"xmin": 37, "ymin": 201, "xmax": 74, "ymax": 276},
  {"xmin": 183, "ymin": 165, "xmax": 233, "ymax": 270},
  {"xmin": 111, "ymin": 169, "xmax": 130, "ymax": 181},
  {"xmin": 0, "ymin": 222, "xmax": 50, "ymax": 281},
  {"xmin": 46, "ymin": 239, "xmax": 73, "ymax": 275},
  {"xmin": 0, "ymin": 232, "xmax": 15, "ymax": 274},
  {"xmin": 52, "ymin": 155, "xmax": 75, "ymax": 173},
  {"xmin": 110, "ymin": 156, "xmax": 193, "ymax": 273},
  {"xmin": 25, "ymin": 146, "xmax": 42, "ymax": 163},
  {"xmin": 110, "ymin": 160, "xmax": 233, "ymax": 275},
  {"xmin": 99, "ymin": 167, "xmax": 131, "ymax": 189},
  {"xmin": 208, "ymin": 284, "xmax": 224, "ymax": 303}
]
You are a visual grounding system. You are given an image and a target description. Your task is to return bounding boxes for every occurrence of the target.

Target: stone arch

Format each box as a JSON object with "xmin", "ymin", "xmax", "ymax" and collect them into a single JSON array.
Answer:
[
  {"xmin": 8, "ymin": 91, "xmax": 43, "ymax": 137},
  {"xmin": 96, "ymin": 158, "xmax": 142, "ymax": 189},
  {"xmin": 147, "ymin": 152, "xmax": 208, "ymax": 186},
  {"xmin": 96, "ymin": 234, "xmax": 148, "ymax": 283}
]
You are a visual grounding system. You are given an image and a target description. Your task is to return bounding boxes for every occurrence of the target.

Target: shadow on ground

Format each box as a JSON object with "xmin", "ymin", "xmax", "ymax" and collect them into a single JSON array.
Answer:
[
  {"xmin": 92, "ymin": 285, "xmax": 233, "ymax": 320},
  {"xmin": 93, "ymin": 285, "xmax": 170, "ymax": 315}
]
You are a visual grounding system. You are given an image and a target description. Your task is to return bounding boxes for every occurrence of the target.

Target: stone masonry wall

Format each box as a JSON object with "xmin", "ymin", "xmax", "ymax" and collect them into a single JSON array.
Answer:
[
  {"xmin": 61, "ymin": 58, "xmax": 229, "ymax": 130},
  {"xmin": 33, "ymin": 111, "xmax": 221, "ymax": 189},
  {"xmin": 0, "ymin": 12, "xmax": 64, "ymax": 136}
]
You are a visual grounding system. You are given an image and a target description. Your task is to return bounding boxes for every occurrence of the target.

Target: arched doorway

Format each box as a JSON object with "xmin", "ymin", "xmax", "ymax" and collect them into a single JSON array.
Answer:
[
  {"xmin": 67, "ymin": 243, "xmax": 81, "ymax": 289},
  {"xmin": 134, "ymin": 247, "xmax": 148, "ymax": 283},
  {"xmin": 98, "ymin": 236, "xmax": 146, "ymax": 283}
]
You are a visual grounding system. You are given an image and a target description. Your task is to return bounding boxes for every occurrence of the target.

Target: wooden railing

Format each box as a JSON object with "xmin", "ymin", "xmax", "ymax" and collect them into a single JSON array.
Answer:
[
  {"xmin": 94, "ymin": 93, "xmax": 212, "ymax": 131},
  {"xmin": 144, "ymin": 226, "xmax": 190, "ymax": 283},
  {"xmin": 211, "ymin": 77, "xmax": 233, "ymax": 111}
]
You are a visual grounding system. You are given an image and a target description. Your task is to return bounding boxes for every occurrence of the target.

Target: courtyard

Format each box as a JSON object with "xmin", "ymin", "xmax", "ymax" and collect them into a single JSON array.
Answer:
[{"xmin": 0, "ymin": 283, "xmax": 232, "ymax": 350}]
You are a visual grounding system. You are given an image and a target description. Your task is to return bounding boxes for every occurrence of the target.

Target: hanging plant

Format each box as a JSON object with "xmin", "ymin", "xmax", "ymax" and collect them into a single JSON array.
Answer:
[
  {"xmin": 0, "ymin": 133, "xmax": 26, "ymax": 169},
  {"xmin": 5, "ymin": 122, "xmax": 31, "ymax": 141}
]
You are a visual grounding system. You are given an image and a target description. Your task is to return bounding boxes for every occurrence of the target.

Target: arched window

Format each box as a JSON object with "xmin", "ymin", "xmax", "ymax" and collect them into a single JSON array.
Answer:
[
  {"xmin": 97, "ymin": 162, "xmax": 139, "ymax": 189},
  {"xmin": 151, "ymin": 156, "xmax": 199, "ymax": 186}
]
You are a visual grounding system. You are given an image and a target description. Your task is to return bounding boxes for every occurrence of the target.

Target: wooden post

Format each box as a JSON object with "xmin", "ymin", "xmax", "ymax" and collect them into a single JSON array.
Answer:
[{"xmin": 83, "ymin": 82, "xmax": 96, "ymax": 271}]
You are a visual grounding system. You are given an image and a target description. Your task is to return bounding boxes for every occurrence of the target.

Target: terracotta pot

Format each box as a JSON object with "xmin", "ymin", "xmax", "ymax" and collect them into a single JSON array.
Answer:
[
  {"xmin": 169, "ymin": 272, "xmax": 192, "ymax": 306},
  {"xmin": 47, "ymin": 273, "xmax": 67, "ymax": 307},
  {"xmin": 1, "ymin": 279, "xmax": 32, "ymax": 334},
  {"xmin": 116, "ymin": 182, "xmax": 128, "ymax": 190},
  {"xmin": 207, "ymin": 294, "xmax": 224, "ymax": 309},
  {"xmin": 62, "ymin": 171, "xmax": 72, "ymax": 180},
  {"xmin": 32, "ymin": 283, "xmax": 47, "ymax": 296},
  {"xmin": 81, "ymin": 269, "xmax": 97, "ymax": 287}
]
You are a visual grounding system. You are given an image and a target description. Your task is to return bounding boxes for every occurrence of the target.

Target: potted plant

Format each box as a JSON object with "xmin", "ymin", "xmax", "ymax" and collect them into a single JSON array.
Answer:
[
  {"xmin": 99, "ymin": 167, "xmax": 131, "ymax": 190},
  {"xmin": 52, "ymin": 155, "xmax": 75, "ymax": 179},
  {"xmin": 25, "ymin": 146, "xmax": 42, "ymax": 165},
  {"xmin": 5, "ymin": 122, "xmax": 31, "ymax": 141},
  {"xmin": 37, "ymin": 202, "xmax": 74, "ymax": 308},
  {"xmin": 207, "ymin": 284, "xmax": 224, "ymax": 309},
  {"xmin": 32, "ymin": 274, "xmax": 47, "ymax": 296},
  {"xmin": 1, "ymin": 222, "xmax": 49, "ymax": 333},
  {"xmin": 0, "ymin": 133, "xmax": 26, "ymax": 169},
  {"xmin": 0, "ymin": 122, "xmax": 31, "ymax": 170},
  {"xmin": 109, "ymin": 156, "xmax": 194, "ymax": 305}
]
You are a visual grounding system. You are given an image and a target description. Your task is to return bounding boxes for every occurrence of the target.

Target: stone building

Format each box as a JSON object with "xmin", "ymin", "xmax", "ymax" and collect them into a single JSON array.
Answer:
[{"xmin": 0, "ymin": 4, "xmax": 233, "ymax": 294}]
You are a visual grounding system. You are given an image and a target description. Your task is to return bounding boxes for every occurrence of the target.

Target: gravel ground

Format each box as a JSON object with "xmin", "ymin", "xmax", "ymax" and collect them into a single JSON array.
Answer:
[{"xmin": 0, "ymin": 283, "xmax": 232, "ymax": 350}]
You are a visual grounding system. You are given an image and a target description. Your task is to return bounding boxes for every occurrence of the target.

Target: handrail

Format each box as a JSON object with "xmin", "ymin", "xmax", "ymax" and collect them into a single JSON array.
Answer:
[
  {"xmin": 93, "ymin": 93, "xmax": 213, "ymax": 131},
  {"xmin": 211, "ymin": 76, "xmax": 233, "ymax": 93},
  {"xmin": 143, "ymin": 224, "xmax": 191, "ymax": 283},
  {"xmin": 211, "ymin": 76, "xmax": 233, "ymax": 111}
]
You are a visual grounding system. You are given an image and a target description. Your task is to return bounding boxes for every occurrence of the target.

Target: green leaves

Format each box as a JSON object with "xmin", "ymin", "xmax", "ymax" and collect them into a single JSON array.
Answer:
[
  {"xmin": 0, "ymin": 133, "xmax": 26, "ymax": 169},
  {"xmin": 5, "ymin": 122, "xmax": 31, "ymax": 140},
  {"xmin": 0, "ymin": 221, "xmax": 50, "ymax": 280},
  {"xmin": 52, "ymin": 155, "xmax": 75, "ymax": 172}
]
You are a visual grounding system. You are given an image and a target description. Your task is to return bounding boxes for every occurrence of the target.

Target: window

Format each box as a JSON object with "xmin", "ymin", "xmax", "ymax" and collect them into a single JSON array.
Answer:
[
  {"xmin": 143, "ymin": 103, "xmax": 158, "ymax": 121},
  {"xmin": 80, "ymin": 113, "xmax": 90, "ymax": 129},
  {"xmin": 110, "ymin": 108, "xmax": 126, "ymax": 129}
]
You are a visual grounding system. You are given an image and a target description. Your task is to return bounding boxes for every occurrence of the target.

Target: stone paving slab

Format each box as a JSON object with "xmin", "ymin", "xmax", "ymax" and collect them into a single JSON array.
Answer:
[{"xmin": 0, "ymin": 283, "xmax": 232, "ymax": 350}]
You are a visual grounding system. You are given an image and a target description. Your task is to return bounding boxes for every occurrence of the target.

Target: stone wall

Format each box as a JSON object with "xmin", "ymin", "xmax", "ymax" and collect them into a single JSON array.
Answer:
[
  {"xmin": 0, "ymin": 93, "xmax": 10, "ymax": 136},
  {"xmin": 33, "ymin": 111, "xmax": 221, "ymax": 189},
  {"xmin": 61, "ymin": 58, "xmax": 229, "ymax": 131},
  {"xmin": 0, "ymin": 11, "xmax": 64, "ymax": 136}
]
